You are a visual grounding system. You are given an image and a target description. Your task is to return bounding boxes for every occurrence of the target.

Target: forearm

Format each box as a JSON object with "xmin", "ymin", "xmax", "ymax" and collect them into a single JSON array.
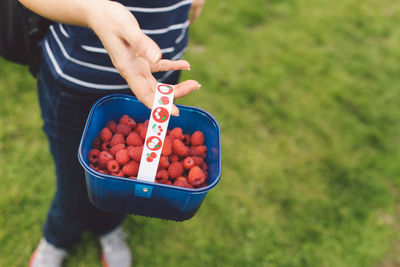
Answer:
[{"xmin": 18, "ymin": 0, "xmax": 104, "ymax": 28}]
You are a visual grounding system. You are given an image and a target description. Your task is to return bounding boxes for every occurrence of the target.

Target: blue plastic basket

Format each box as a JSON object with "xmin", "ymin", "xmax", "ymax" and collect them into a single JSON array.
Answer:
[{"xmin": 78, "ymin": 94, "xmax": 221, "ymax": 221}]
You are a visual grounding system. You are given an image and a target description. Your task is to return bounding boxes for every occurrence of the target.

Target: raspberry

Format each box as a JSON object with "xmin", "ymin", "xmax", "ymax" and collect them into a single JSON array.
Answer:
[
  {"xmin": 172, "ymin": 139, "xmax": 188, "ymax": 157},
  {"xmin": 162, "ymin": 137, "xmax": 172, "ymax": 156},
  {"xmin": 192, "ymin": 156, "xmax": 204, "ymax": 166},
  {"xmin": 119, "ymin": 115, "xmax": 137, "ymax": 129},
  {"xmin": 89, "ymin": 164, "xmax": 99, "ymax": 171},
  {"xmin": 173, "ymin": 177, "xmax": 193, "ymax": 188},
  {"xmin": 158, "ymin": 156, "xmax": 170, "ymax": 169},
  {"xmin": 165, "ymin": 180, "xmax": 172, "ymax": 185},
  {"xmin": 126, "ymin": 132, "xmax": 143, "ymax": 146},
  {"xmin": 191, "ymin": 131, "xmax": 205, "ymax": 146},
  {"xmin": 92, "ymin": 136, "xmax": 102, "ymax": 150},
  {"xmin": 183, "ymin": 134, "xmax": 191, "ymax": 146},
  {"xmin": 134, "ymin": 123, "xmax": 143, "ymax": 134},
  {"xmin": 155, "ymin": 169, "xmax": 169, "ymax": 183},
  {"xmin": 169, "ymin": 127, "xmax": 184, "ymax": 140},
  {"xmin": 128, "ymin": 176, "xmax": 137, "ymax": 179},
  {"xmin": 165, "ymin": 134, "xmax": 175, "ymax": 143},
  {"xmin": 110, "ymin": 133, "xmax": 125, "ymax": 147},
  {"xmin": 127, "ymin": 145, "xmax": 143, "ymax": 162},
  {"xmin": 191, "ymin": 145, "xmax": 207, "ymax": 158},
  {"xmin": 107, "ymin": 160, "xmax": 120, "ymax": 173},
  {"xmin": 183, "ymin": 157, "xmax": 195, "ymax": 170},
  {"xmin": 98, "ymin": 169, "xmax": 109, "ymax": 175},
  {"xmin": 109, "ymin": 144, "xmax": 125, "ymax": 156},
  {"xmin": 202, "ymin": 163, "xmax": 208, "ymax": 172},
  {"xmin": 115, "ymin": 170, "xmax": 125, "ymax": 177},
  {"xmin": 106, "ymin": 120, "xmax": 118, "ymax": 133},
  {"xmin": 169, "ymin": 154, "xmax": 179, "ymax": 162},
  {"xmin": 88, "ymin": 149, "xmax": 100, "ymax": 164},
  {"xmin": 115, "ymin": 149, "xmax": 130, "ymax": 165},
  {"xmin": 100, "ymin": 127, "xmax": 113, "ymax": 142},
  {"xmin": 188, "ymin": 166, "xmax": 206, "ymax": 186},
  {"xmin": 194, "ymin": 182, "xmax": 207, "ymax": 188},
  {"xmin": 116, "ymin": 123, "xmax": 131, "ymax": 137},
  {"xmin": 122, "ymin": 160, "xmax": 139, "ymax": 176},
  {"xmin": 101, "ymin": 141, "xmax": 111, "ymax": 152},
  {"xmin": 139, "ymin": 125, "xmax": 148, "ymax": 140},
  {"xmin": 98, "ymin": 151, "xmax": 114, "ymax": 169},
  {"xmin": 167, "ymin": 161, "xmax": 184, "ymax": 179}
]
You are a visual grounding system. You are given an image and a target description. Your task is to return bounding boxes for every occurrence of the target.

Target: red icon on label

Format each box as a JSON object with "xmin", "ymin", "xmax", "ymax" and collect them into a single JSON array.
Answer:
[
  {"xmin": 146, "ymin": 136, "xmax": 162, "ymax": 151},
  {"xmin": 157, "ymin": 84, "xmax": 174, "ymax": 95},
  {"xmin": 146, "ymin": 152, "xmax": 157, "ymax": 162},
  {"xmin": 152, "ymin": 107, "xmax": 169, "ymax": 123},
  {"xmin": 158, "ymin": 96, "xmax": 170, "ymax": 105}
]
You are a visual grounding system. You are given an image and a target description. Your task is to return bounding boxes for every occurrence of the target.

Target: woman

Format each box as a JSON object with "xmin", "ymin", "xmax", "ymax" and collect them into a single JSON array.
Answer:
[{"xmin": 20, "ymin": 0, "xmax": 205, "ymax": 266}]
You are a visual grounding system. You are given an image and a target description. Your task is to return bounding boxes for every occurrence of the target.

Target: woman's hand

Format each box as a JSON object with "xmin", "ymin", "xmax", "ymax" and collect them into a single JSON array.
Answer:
[
  {"xmin": 88, "ymin": 1, "xmax": 200, "ymax": 115},
  {"xmin": 189, "ymin": 0, "xmax": 205, "ymax": 23}
]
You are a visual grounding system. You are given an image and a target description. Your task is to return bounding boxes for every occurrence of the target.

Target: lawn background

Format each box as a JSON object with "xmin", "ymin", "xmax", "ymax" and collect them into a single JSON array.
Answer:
[{"xmin": 1, "ymin": 0, "xmax": 400, "ymax": 266}]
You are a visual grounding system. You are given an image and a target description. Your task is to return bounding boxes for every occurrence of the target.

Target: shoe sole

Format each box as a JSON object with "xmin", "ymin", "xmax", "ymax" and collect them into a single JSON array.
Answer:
[
  {"xmin": 101, "ymin": 252, "xmax": 110, "ymax": 267},
  {"xmin": 29, "ymin": 250, "xmax": 38, "ymax": 267}
]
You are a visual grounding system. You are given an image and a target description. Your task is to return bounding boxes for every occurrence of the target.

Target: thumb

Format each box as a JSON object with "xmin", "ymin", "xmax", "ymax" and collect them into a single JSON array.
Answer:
[{"xmin": 125, "ymin": 26, "xmax": 162, "ymax": 64}]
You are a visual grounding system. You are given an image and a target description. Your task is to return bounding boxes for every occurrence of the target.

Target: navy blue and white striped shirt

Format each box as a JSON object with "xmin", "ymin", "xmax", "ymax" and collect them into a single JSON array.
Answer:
[{"xmin": 41, "ymin": 0, "xmax": 192, "ymax": 91}]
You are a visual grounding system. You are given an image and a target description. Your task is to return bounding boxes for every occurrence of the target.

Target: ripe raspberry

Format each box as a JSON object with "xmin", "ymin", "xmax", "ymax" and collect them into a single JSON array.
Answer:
[
  {"xmin": 115, "ymin": 149, "xmax": 130, "ymax": 165},
  {"xmin": 100, "ymin": 128, "xmax": 113, "ymax": 142},
  {"xmin": 98, "ymin": 151, "xmax": 114, "ymax": 169},
  {"xmin": 110, "ymin": 133, "xmax": 125, "ymax": 147},
  {"xmin": 188, "ymin": 166, "xmax": 206, "ymax": 186},
  {"xmin": 107, "ymin": 160, "xmax": 120, "ymax": 173},
  {"xmin": 162, "ymin": 137, "xmax": 172, "ymax": 156},
  {"xmin": 106, "ymin": 120, "xmax": 118, "ymax": 133},
  {"xmin": 165, "ymin": 134, "xmax": 175, "ymax": 143},
  {"xmin": 119, "ymin": 115, "xmax": 137, "ymax": 129},
  {"xmin": 165, "ymin": 180, "xmax": 172, "ymax": 185},
  {"xmin": 194, "ymin": 182, "xmax": 207, "ymax": 188},
  {"xmin": 127, "ymin": 145, "xmax": 143, "ymax": 162},
  {"xmin": 92, "ymin": 136, "xmax": 102, "ymax": 150},
  {"xmin": 191, "ymin": 131, "xmax": 205, "ymax": 146},
  {"xmin": 98, "ymin": 169, "xmax": 109, "ymax": 175},
  {"xmin": 122, "ymin": 160, "xmax": 139, "ymax": 176},
  {"xmin": 116, "ymin": 123, "xmax": 131, "ymax": 137},
  {"xmin": 110, "ymin": 144, "xmax": 126, "ymax": 156},
  {"xmin": 191, "ymin": 145, "xmax": 207, "ymax": 158},
  {"xmin": 128, "ymin": 176, "xmax": 137, "ymax": 179},
  {"xmin": 89, "ymin": 164, "xmax": 99, "ymax": 171},
  {"xmin": 169, "ymin": 154, "xmax": 179, "ymax": 162},
  {"xmin": 101, "ymin": 141, "xmax": 111, "ymax": 152},
  {"xmin": 202, "ymin": 163, "xmax": 208, "ymax": 172},
  {"xmin": 183, "ymin": 157, "xmax": 195, "ymax": 170},
  {"xmin": 167, "ymin": 161, "xmax": 184, "ymax": 179},
  {"xmin": 192, "ymin": 156, "xmax": 204, "ymax": 166},
  {"xmin": 126, "ymin": 132, "xmax": 143, "ymax": 146},
  {"xmin": 139, "ymin": 126, "xmax": 148, "ymax": 140},
  {"xmin": 173, "ymin": 177, "xmax": 193, "ymax": 188},
  {"xmin": 183, "ymin": 134, "xmax": 191, "ymax": 146},
  {"xmin": 155, "ymin": 169, "xmax": 169, "ymax": 183},
  {"xmin": 88, "ymin": 149, "xmax": 100, "ymax": 164},
  {"xmin": 115, "ymin": 170, "xmax": 125, "ymax": 177},
  {"xmin": 158, "ymin": 156, "xmax": 170, "ymax": 169},
  {"xmin": 169, "ymin": 127, "xmax": 184, "ymax": 140},
  {"xmin": 172, "ymin": 139, "xmax": 188, "ymax": 157},
  {"xmin": 134, "ymin": 123, "xmax": 143, "ymax": 134}
]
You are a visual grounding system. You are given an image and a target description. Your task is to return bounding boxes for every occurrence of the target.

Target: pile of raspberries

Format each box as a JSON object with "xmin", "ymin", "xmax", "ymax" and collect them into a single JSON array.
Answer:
[{"xmin": 88, "ymin": 114, "xmax": 208, "ymax": 188}]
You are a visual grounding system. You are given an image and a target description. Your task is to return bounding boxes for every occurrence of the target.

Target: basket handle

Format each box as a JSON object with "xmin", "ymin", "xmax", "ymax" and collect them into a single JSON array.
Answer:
[{"xmin": 137, "ymin": 83, "xmax": 175, "ymax": 182}]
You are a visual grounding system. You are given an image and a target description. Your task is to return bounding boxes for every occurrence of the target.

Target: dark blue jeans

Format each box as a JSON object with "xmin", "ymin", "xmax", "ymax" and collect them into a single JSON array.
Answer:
[{"xmin": 37, "ymin": 61, "xmax": 180, "ymax": 248}]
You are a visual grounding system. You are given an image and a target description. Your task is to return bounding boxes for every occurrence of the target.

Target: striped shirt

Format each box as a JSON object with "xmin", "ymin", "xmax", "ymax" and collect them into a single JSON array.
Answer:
[{"xmin": 41, "ymin": 0, "xmax": 192, "ymax": 91}]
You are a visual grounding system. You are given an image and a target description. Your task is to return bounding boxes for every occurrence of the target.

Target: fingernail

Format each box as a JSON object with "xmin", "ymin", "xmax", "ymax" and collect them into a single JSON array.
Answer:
[
  {"xmin": 197, "ymin": 84, "xmax": 202, "ymax": 90},
  {"xmin": 172, "ymin": 107, "xmax": 180, "ymax": 116}
]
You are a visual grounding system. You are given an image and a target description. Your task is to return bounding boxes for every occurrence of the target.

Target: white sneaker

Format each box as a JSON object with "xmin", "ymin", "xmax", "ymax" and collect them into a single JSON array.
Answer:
[
  {"xmin": 29, "ymin": 238, "xmax": 67, "ymax": 267},
  {"xmin": 100, "ymin": 227, "xmax": 132, "ymax": 267}
]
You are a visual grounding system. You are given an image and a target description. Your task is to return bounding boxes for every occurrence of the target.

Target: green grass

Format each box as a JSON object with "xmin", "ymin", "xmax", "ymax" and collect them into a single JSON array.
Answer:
[{"xmin": 1, "ymin": 0, "xmax": 400, "ymax": 266}]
